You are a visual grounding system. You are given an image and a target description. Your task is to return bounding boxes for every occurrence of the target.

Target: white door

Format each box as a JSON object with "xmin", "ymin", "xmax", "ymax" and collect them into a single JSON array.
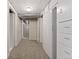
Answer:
[{"xmin": 29, "ymin": 20, "xmax": 37, "ymax": 40}]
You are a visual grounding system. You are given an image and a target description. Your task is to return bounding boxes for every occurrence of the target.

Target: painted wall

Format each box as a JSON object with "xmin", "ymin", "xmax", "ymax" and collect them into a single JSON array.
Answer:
[
  {"xmin": 41, "ymin": 0, "xmax": 57, "ymax": 59},
  {"xmin": 42, "ymin": 5, "xmax": 53, "ymax": 59},
  {"xmin": 57, "ymin": 0, "xmax": 72, "ymax": 22},
  {"xmin": 7, "ymin": 3, "xmax": 10, "ymax": 57},
  {"xmin": 7, "ymin": 2, "xmax": 22, "ymax": 57},
  {"xmin": 15, "ymin": 15, "xmax": 22, "ymax": 46},
  {"xmin": 37, "ymin": 18, "xmax": 43, "ymax": 43},
  {"xmin": 9, "ymin": 13, "xmax": 15, "ymax": 52}
]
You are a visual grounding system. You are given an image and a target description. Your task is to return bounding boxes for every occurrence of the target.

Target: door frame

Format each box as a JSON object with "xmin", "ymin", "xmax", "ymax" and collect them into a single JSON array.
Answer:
[{"xmin": 52, "ymin": 6, "xmax": 57, "ymax": 59}]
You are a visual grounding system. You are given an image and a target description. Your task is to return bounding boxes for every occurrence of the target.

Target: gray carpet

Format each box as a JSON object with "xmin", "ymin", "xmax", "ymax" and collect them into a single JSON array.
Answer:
[{"xmin": 8, "ymin": 39, "xmax": 50, "ymax": 59}]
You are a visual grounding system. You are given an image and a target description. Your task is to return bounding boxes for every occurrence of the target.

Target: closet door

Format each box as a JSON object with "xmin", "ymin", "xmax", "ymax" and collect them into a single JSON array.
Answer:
[
  {"xmin": 57, "ymin": 20, "xmax": 72, "ymax": 59},
  {"xmin": 57, "ymin": 0, "xmax": 72, "ymax": 59},
  {"xmin": 29, "ymin": 20, "xmax": 37, "ymax": 40}
]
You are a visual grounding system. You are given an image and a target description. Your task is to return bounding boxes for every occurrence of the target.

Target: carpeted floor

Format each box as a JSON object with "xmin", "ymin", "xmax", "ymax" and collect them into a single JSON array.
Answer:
[{"xmin": 8, "ymin": 39, "xmax": 50, "ymax": 59}]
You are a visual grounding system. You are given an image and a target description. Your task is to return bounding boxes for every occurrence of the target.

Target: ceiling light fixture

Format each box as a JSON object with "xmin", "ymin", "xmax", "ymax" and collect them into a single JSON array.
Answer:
[{"xmin": 26, "ymin": 7, "xmax": 32, "ymax": 12}]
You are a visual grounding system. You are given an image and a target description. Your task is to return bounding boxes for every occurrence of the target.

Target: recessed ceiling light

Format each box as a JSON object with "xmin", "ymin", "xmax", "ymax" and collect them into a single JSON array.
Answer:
[{"xmin": 26, "ymin": 7, "xmax": 32, "ymax": 12}]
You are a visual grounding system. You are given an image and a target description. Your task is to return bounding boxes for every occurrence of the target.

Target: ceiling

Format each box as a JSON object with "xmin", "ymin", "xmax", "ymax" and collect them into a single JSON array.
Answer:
[{"xmin": 9, "ymin": 0, "xmax": 51, "ymax": 17}]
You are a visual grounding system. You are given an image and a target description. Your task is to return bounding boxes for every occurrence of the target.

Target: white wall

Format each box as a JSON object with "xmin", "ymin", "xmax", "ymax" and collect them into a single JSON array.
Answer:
[
  {"xmin": 15, "ymin": 15, "xmax": 22, "ymax": 46},
  {"xmin": 7, "ymin": 2, "xmax": 10, "ymax": 57},
  {"xmin": 57, "ymin": 0, "xmax": 72, "ymax": 22},
  {"xmin": 37, "ymin": 18, "xmax": 43, "ymax": 43},
  {"xmin": 9, "ymin": 13, "xmax": 15, "ymax": 52},
  {"xmin": 42, "ymin": 5, "xmax": 53, "ymax": 59},
  {"xmin": 41, "ymin": 0, "xmax": 57, "ymax": 59},
  {"xmin": 7, "ymin": 2, "xmax": 22, "ymax": 57}
]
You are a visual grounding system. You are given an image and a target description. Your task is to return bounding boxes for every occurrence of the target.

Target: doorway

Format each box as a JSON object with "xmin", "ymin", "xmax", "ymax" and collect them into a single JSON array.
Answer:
[{"xmin": 22, "ymin": 20, "xmax": 29, "ymax": 39}]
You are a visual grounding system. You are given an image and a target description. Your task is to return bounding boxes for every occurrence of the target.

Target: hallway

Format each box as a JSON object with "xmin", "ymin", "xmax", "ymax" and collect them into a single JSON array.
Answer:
[
  {"xmin": 8, "ymin": 39, "xmax": 50, "ymax": 59},
  {"xmin": 7, "ymin": 0, "xmax": 72, "ymax": 59}
]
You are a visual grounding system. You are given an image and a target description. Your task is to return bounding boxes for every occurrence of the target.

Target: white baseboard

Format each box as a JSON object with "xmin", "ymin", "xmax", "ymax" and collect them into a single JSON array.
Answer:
[{"xmin": 7, "ymin": 47, "xmax": 13, "ymax": 58}]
